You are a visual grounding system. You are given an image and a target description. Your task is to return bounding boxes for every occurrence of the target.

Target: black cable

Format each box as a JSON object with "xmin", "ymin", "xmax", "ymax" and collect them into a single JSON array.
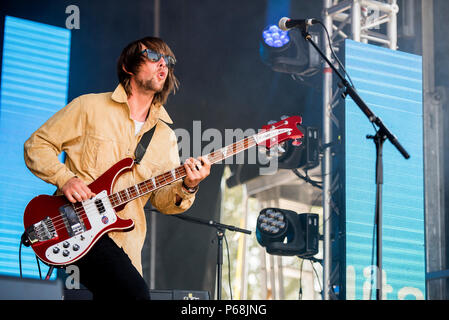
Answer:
[
  {"xmin": 291, "ymin": 168, "xmax": 323, "ymax": 189},
  {"xmin": 19, "ymin": 234, "xmax": 44, "ymax": 280},
  {"xmin": 316, "ymin": 21, "xmax": 356, "ymax": 89},
  {"xmin": 223, "ymin": 233, "xmax": 233, "ymax": 300},
  {"xmin": 19, "ymin": 240, "xmax": 23, "ymax": 279},
  {"xmin": 36, "ymin": 256, "xmax": 42, "ymax": 280}
]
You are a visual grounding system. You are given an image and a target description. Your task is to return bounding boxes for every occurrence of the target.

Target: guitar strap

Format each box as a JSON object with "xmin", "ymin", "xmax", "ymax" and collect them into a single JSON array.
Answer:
[{"xmin": 134, "ymin": 124, "xmax": 156, "ymax": 165}]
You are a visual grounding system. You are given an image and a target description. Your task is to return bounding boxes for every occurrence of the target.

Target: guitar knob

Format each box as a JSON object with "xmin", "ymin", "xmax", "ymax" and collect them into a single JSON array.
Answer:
[
  {"xmin": 63, "ymin": 250, "xmax": 70, "ymax": 257},
  {"xmin": 52, "ymin": 247, "xmax": 60, "ymax": 254},
  {"xmin": 72, "ymin": 244, "xmax": 80, "ymax": 251},
  {"xmin": 63, "ymin": 241, "xmax": 70, "ymax": 248}
]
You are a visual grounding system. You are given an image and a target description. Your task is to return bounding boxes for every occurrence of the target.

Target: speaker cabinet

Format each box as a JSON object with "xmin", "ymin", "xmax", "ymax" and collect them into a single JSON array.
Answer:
[
  {"xmin": 0, "ymin": 275, "xmax": 63, "ymax": 300},
  {"xmin": 149, "ymin": 289, "xmax": 210, "ymax": 300}
]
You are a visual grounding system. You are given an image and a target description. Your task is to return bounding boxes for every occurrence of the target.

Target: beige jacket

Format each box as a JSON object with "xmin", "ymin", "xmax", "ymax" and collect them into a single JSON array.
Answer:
[{"xmin": 24, "ymin": 84, "xmax": 196, "ymax": 275}]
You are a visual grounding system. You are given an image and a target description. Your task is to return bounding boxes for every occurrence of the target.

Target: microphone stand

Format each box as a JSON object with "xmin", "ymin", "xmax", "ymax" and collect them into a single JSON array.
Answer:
[
  {"xmin": 172, "ymin": 214, "xmax": 251, "ymax": 300},
  {"xmin": 299, "ymin": 25, "xmax": 410, "ymax": 300}
]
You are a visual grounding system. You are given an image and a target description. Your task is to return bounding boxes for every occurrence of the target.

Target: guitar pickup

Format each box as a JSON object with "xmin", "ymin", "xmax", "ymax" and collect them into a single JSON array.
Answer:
[
  {"xmin": 95, "ymin": 199, "xmax": 106, "ymax": 214},
  {"xmin": 59, "ymin": 204, "xmax": 86, "ymax": 237}
]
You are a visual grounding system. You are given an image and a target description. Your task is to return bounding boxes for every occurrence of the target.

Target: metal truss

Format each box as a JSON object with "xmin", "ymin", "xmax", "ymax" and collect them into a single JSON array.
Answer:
[
  {"xmin": 325, "ymin": 0, "xmax": 399, "ymax": 50},
  {"xmin": 320, "ymin": 0, "xmax": 399, "ymax": 300}
]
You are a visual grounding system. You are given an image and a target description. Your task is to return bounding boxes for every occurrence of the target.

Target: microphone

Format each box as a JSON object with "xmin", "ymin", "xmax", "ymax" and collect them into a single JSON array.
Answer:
[{"xmin": 278, "ymin": 17, "xmax": 319, "ymax": 31}]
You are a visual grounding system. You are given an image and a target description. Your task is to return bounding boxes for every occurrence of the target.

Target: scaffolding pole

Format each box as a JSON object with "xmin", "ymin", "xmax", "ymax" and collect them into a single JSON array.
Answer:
[
  {"xmin": 322, "ymin": 0, "xmax": 334, "ymax": 301},
  {"xmin": 422, "ymin": 0, "xmax": 447, "ymax": 300}
]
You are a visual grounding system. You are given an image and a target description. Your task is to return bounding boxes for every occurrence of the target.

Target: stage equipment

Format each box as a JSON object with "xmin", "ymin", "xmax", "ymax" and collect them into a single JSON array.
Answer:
[
  {"xmin": 259, "ymin": 24, "xmax": 320, "ymax": 76},
  {"xmin": 276, "ymin": 126, "xmax": 320, "ymax": 170},
  {"xmin": 149, "ymin": 289, "xmax": 210, "ymax": 300},
  {"xmin": 278, "ymin": 17, "xmax": 319, "ymax": 31},
  {"xmin": 172, "ymin": 214, "xmax": 251, "ymax": 300},
  {"xmin": 225, "ymin": 124, "xmax": 320, "ymax": 189},
  {"xmin": 298, "ymin": 21, "xmax": 409, "ymax": 300},
  {"xmin": 0, "ymin": 275, "xmax": 62, "ymax": 300},
  {"xmin": 321, "ymin": 0, "xmax": 401, "ymax": 301},
  {"xmin": 262, "ymin": 24, "xmax": 290, "ymax": 48},
  {"xmin": 62, "ymin": 288, "xmax": 210, "ymax": 300},
  {"xmin": 0, "ymin": 16, "xmax": 71, "ymax": 280},
  {"xmin": 256, "ymin": 208, "xmax": 318, "ymax": 258},
  {"xmin": 63, "ymin": 288, "xmax": 93, "ymax": 300}
]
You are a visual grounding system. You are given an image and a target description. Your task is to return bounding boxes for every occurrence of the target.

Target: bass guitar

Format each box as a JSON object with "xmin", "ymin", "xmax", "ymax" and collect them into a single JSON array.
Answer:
[{"xmin": 22, "ymin": 116, "xmax": 303, "ymax": 266}]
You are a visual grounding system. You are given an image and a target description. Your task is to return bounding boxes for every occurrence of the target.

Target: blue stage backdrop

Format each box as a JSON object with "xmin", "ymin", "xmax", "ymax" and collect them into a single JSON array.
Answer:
[
  {"xmin": 343, "ymin": 40, "xmax": 425, "ymax": 299},
  {"xmin": 0, "ymin": 16, "xmax": 71, "ymax": 279}
]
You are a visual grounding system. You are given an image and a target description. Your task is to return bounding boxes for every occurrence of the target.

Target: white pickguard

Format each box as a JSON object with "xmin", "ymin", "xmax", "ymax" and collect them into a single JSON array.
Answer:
[{"xmin": 45, "ymin": 190, "xmax": 116, "ymax": 264}]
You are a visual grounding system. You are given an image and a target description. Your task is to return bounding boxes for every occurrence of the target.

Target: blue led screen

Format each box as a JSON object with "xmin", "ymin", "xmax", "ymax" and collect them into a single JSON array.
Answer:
[
  {"xmin": 344, "ymin": 40, "xmax": 425, "ymax": 300},
  {"xmin": 0, "ymin": 16, "xmax": 71, "ymax": 279}
]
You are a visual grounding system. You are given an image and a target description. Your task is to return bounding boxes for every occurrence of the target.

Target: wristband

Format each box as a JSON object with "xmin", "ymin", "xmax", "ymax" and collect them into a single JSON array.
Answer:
[{"xmin": 182, "ymin": 180, "xmax": 198, "ymax": 194}]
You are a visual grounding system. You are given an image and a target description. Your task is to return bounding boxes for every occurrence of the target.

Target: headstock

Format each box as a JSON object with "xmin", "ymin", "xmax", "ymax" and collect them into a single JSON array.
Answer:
[{"xmin": 256, "ymin": 115, "xmax": 304, "ymax": 149}]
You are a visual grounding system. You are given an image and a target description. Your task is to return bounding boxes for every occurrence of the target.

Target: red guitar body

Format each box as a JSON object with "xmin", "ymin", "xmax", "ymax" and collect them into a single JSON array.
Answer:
[{"xmin": 23, "ymin": 158, "xmax": 135, "ymax": 266}]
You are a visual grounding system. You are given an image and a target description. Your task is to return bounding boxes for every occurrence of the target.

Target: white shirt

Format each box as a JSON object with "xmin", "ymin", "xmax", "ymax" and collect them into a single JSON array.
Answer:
[{"xmin": 133, "ymin": 119, "xmax": 145, "ymax": 136}]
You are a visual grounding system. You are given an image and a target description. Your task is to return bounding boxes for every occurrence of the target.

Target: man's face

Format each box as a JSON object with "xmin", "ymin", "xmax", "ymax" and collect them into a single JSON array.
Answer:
[{"xmin": 134, "ymin": 46, "xmax": 170, "ymax": 94}]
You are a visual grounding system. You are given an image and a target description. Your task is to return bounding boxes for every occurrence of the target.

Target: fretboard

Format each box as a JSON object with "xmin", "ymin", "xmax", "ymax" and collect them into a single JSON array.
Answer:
[{"xmin": 108, "ymin": 135, "xmax": 259, "ymax": 208}]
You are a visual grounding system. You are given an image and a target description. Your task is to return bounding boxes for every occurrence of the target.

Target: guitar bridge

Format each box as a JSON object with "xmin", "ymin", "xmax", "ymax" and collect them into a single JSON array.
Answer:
[{"xmin": 25, "ymin": 217, "xmax": 57, "ymax": 244}]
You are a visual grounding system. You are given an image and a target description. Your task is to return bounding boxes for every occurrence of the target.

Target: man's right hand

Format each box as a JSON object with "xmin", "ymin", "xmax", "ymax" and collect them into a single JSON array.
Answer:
[{"xmin": 62, "ymin": 176, "xmax": 96, "ymax": 203}]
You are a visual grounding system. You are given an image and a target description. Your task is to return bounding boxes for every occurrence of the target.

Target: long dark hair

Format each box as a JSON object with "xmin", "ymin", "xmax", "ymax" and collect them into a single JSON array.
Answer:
[{"xmin": 117, "ymin": 37, "xmax": 179, "ymax": 105}]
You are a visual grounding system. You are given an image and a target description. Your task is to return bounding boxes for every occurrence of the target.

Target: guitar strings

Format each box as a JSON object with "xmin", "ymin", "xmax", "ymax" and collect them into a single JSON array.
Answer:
[
  {"xmin": 48, "ymin": 136, "xmax": 257, "ymax": 233},
  {"xmin": 46, "ymin": 134, "xmax": 262, "ymax": 233},
  {"xmin": 44, "ymin": 128, "xmax": 285, "ymax": 233},
  {"xmin": 45, "ymin": 126, "xmax": 288, "ymax": 235}
]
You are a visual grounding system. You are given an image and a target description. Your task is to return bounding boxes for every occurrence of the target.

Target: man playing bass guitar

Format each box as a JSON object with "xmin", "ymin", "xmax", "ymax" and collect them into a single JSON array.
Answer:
[{"xmin": 24, "ymin": 37, "xmax": 211, "ymax": 300}]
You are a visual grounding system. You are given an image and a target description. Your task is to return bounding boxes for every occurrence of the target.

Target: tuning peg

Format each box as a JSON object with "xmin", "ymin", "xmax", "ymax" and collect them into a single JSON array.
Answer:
[
  {"xmin": 292, "ymin": 139, "xmax": 302, "ymax": 146},
  {"xmin": 258, "ymin": 146, "xmax": 267, "ymax": 154},
  {"xmin": 280, "ymin": 115, "xmax": 290, "ymax": 120},
  {"xmin": 268, "ymin": 148, "xmax": 279, "ymax": 158},
  {"xmin": 267, "ymin": 144, "xmax": 287, "ymax": 158},
  {"xmin": 276, "ymin": 144, "xmax": 286, "ymax": 153},
  {"xmin": 267, "ymin": 120, "xmax": 277, "ymax": 125}
]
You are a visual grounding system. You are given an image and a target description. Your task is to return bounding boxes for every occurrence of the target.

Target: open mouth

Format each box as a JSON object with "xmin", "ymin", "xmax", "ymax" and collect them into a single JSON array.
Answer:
[{"xmin": 157, "ymin": 71, "xmax": 166, "ymax": 81}]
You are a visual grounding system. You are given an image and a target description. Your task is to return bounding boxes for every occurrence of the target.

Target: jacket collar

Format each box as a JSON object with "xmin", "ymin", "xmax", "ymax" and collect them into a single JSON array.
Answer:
[{"xmin": 111, "ymin": 84, "xmax": 173, "ymax": 124}]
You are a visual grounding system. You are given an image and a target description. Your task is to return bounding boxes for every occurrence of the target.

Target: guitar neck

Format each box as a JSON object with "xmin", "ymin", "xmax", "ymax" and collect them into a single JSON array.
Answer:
[{"xmin": 108, "ymin": 135, "xmax": 258, "ymax": 208}]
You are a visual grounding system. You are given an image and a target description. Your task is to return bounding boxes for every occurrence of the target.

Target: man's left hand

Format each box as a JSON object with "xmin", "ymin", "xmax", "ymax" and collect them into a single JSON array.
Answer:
[{"xmin": 183, "ymin": 156, "xmax": 211, "ymax": 188}]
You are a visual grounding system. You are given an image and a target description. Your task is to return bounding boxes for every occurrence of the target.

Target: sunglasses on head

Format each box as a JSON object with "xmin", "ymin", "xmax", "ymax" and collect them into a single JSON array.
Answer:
[{"xmin": 141, "ymin": 49, "xmax": 176, "ymax": 69}]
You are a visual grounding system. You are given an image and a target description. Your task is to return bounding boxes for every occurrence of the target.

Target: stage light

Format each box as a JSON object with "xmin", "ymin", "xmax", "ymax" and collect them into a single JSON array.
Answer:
[
  {"xmin": 262, "ymin": 25, "xmax": 290, "ymax": 48},
  {"xmin": 259, "ymin": 25, "xmax": 320, "ymax": 76},
  {"xmin": 256, "ymin": 208, "xmax": 319, "ymax": 258},
  {"xmin": 257, "ymin": 208, "xmax": 288, "ymax": 240}
]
